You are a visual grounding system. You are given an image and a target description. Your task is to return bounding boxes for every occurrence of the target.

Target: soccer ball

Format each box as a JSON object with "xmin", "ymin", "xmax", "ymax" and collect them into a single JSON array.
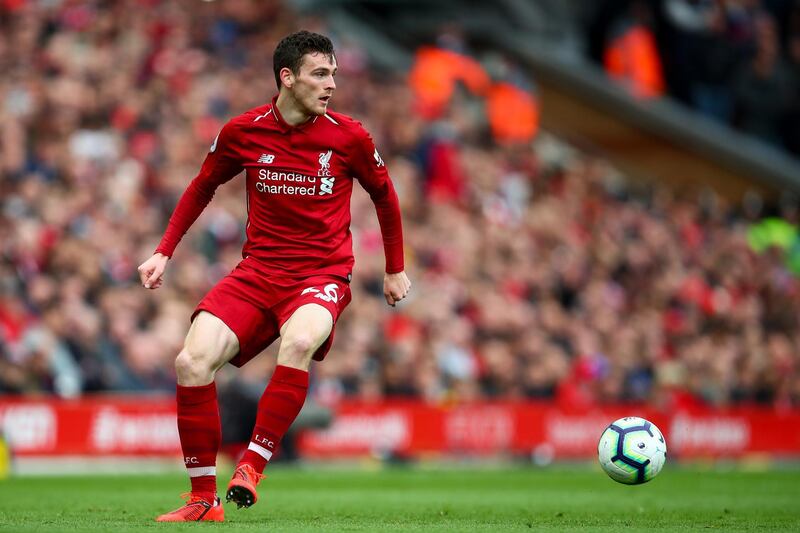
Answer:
[{"xmin": 597, "ymin": 416, "xmax": 667, "ymax": 485}]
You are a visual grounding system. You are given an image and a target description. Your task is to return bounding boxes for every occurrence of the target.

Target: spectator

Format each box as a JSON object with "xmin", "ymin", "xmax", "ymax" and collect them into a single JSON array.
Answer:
[
  {"xmin": 732, "ymin": 12, "xmax": 793, "ymax": 143},
  {"xmin": 0, "ymin": 0, "xmax": 799, "ymax": 410}
]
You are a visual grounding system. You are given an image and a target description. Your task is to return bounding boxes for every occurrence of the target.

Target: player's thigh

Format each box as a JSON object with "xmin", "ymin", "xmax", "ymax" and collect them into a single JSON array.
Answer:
[
  {"xmin": 278, "ymin": 303, "xmax": 334, "ymax": 357},
  {"xmin": 184, "ymin": 310, "xmax": 241, "ymax": 369}
]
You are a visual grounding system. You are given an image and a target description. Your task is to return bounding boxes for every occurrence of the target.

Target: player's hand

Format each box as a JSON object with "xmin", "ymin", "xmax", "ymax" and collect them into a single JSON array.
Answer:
[
  {"xmin": 384, "ymin": 271, "xmax": 411, "ymax": 307},
  {"xmin": 137, "ymin": 253, "xmax": 169, "ymax": 290}
]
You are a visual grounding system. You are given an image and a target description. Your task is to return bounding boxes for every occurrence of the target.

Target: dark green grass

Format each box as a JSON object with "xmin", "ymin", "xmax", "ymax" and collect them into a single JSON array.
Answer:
[{"xmin": 1, "ymin": 465, "xmax": 799, "ymax": 532}]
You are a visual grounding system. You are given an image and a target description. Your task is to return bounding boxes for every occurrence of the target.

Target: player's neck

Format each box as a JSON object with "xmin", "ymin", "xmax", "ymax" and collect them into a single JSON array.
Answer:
[{"xmin": 275, "ymin": 92, "xmax": 313, "ymax": 127}]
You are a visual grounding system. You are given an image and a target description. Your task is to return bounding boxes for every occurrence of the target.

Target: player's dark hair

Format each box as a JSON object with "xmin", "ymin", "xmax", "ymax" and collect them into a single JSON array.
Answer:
[{"xmin": 273, "ymin": 31, "xmax": 335, "ymax": 89}]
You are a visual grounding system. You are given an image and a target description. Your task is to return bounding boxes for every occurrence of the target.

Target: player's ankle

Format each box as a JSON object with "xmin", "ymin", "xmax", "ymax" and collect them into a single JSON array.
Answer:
[
  {"xmin": 194, "ymin": 492, "xmax": 218, "ymax": 505},
  {"xmin": 239, "ymin": 450, "xmax": 269, "ymax": 473}
]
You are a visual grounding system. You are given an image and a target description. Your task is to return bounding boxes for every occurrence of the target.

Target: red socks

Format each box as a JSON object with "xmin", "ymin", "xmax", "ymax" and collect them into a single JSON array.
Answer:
[
  {"xmin": 175, "ymin": 366, "xmax": 308, "ymax": 500},
  {"xmin": 176, "ymin": 382, "xmax": 220, "ymax": 503},
  {"xmin": 239, "ymin": 365, "xmax": 309, "ymax": 472}
]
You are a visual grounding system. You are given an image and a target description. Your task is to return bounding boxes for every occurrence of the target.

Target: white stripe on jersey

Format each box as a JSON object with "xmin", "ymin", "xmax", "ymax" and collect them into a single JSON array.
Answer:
[
  {"xmin": 253, "ymin": 109, "xmax": 273, "ymax": 122},
  {"xmin": 323, "ymin": 113, "xmax": 339, "ymax": 125}
]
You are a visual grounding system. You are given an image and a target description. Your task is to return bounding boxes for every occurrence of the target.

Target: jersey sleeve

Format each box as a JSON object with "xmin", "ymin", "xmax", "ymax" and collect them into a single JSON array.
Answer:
[
  {"xmin": 155, "ymin": 121, "xmax": 243, "ymax": 257},
  {"xmin": 349, "ymin": 125, "xmax": 405, "ymax": 274}
]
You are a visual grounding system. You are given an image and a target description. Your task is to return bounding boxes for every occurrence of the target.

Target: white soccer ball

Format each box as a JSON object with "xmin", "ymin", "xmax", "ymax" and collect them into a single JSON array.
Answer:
[{"xmin": 597, "ymin": 416, "xmax": 667, "ymax": 484}]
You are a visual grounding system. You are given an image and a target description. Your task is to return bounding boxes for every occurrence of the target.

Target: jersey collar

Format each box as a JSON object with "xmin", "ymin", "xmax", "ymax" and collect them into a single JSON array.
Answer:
[{"xmin": 270, "ymin": 95, "xmax": 319, "ymax": 133}]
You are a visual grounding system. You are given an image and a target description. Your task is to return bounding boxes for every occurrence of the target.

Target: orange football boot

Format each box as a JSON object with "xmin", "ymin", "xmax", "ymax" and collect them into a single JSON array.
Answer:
[
  {"xmin": 226, "ymin": 464, "xmax": 266, "ymax": 508},
  {"xmin": 155, "ymin": 493, "xmax": 224, "ymax": 522}
]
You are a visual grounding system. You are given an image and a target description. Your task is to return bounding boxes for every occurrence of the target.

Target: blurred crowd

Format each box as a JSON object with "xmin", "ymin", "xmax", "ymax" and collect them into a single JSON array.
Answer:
[
  {"xmin": 588, "ymin": 0, "xmax": 800, "ymax": 156},
  {"xmin": 1, "ymin": 0, "xmax": 800, "ymax": 411}
]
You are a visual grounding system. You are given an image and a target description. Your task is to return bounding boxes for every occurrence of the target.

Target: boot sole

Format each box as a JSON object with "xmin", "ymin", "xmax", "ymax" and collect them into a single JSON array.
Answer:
[{"xmin": 226, "ymin": 484, "xmax": 256, "ymax": 509}]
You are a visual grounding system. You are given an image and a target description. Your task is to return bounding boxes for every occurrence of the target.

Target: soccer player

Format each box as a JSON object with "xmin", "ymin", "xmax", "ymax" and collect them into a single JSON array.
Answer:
[{"xmin": 138, "ymin": 31, "xmax": 410, "ymax": 522}]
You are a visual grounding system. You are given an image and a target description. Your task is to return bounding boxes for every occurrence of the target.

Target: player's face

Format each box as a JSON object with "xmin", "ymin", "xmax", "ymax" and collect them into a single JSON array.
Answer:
[{"xmin": 292, "ymin": 52, "xmax": 337, "ymax": 116}]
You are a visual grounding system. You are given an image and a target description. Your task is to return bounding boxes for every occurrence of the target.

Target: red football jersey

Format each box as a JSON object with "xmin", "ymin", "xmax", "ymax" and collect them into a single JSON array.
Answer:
[{"xmin": 156, "ymin": 96, "xmax": 404, "ymax": 279}]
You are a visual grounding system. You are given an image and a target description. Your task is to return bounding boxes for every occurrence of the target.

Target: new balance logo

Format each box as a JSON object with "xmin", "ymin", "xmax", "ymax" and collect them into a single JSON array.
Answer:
[{"xmin": 257, "ymin": 154, "xmax": 275, "ymax": 164}]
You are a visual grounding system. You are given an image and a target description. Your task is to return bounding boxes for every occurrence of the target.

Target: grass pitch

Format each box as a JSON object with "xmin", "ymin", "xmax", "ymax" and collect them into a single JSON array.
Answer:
[{"xmin": 1, "ymin": 465, "xmax": 799, "ymax": 532}]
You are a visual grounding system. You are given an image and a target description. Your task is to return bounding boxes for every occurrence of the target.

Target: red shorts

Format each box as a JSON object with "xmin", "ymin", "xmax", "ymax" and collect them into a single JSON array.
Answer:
[{"xmin": 192, "ymin": 257, "xmax": 352, "ymax": 367}]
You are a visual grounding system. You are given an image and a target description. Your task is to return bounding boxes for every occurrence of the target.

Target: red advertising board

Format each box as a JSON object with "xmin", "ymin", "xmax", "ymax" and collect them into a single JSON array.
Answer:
[
  {"xmin": 0, "ymin": 396, "xmax": 180, "ymax": 456},
  {"xmin": 1, "ymin": 397, "xmax": 799, "ymax": 459},
  {"xmin": 297, "ymin": 402, "xmax": 800, "ymax": 459}
]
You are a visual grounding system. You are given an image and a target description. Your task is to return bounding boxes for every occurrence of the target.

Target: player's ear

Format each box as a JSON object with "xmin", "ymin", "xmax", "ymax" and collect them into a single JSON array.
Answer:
[{"xmin": 280, "ymin": 67, "xmax": 295, "ymax": 89}]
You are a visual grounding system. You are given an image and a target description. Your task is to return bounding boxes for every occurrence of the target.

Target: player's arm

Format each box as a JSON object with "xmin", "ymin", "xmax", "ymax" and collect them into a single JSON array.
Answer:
[
  {"xmin": 350, "ymin": 127, "xmax": 411, "ymax": 306},
  {"xmin": 138, "ymin": 123, "xmax": 243, "ymax": 290}
]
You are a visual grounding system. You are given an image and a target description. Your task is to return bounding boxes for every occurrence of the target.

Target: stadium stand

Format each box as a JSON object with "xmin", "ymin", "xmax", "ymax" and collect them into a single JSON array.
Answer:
[{"xmin": 1, "ymin": 0, "xmax": 799, "ymax": 422}]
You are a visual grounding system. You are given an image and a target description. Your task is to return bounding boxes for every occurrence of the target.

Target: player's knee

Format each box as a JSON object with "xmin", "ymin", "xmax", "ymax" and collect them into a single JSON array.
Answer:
[
  {"xmin": 281, "ymin": 333, "xmax": 318, "ymax": 358},
  {"xmin": 278, "ymin": 333, "xmax": 322, "ymax": 369},
  {"xmin": 175, "ymin": 344, "xmax": 218, "ymax": 383}
]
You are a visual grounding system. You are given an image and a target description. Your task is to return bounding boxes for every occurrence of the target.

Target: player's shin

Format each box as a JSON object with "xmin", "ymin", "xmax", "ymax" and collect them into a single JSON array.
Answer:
[
  {"xmin": 177, "ymin": 382, "xmax": 221, "ymax": 503},
  {"xmin": 240, "ymin": 365, "xmax": 309, "ymax": 472}
]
